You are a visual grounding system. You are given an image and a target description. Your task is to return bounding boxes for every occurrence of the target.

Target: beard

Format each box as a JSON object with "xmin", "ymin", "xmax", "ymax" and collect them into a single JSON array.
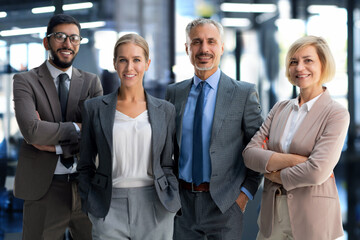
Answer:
[
  {"xmin": 48, "ymin": 42, "xmax": 77, "ymax": 69},
  {"xmin": 194, "ymin": 53, "xmax": 215, "ymax": 71},
  {"xmin": 195, "ymin": 64, "xmax": 214, "ymax": 71}
]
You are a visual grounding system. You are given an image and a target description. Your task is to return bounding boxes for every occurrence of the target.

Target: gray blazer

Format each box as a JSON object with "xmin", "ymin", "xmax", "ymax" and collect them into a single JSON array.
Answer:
[
  {"xmin": 166, "ymin": 71, "xmax": 263, "ymax": 213},
  {"xmin": 77, "ymin": 89, "xmax": 181, "ymax": 218},
  {"xmin": 13, "ymin": 61, "xmax": 103, "ymax": 200}
]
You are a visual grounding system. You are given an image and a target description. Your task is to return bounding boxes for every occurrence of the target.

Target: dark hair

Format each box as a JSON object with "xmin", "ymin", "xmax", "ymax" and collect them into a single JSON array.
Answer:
[{"xmin": 46, "ymin": 14, "xmax": 81, "ymax": 36}]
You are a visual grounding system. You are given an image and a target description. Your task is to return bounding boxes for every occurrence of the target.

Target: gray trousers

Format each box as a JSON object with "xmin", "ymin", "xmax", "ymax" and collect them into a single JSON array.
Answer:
[
  {"xmin": 174, "ymin": 189, "xmax": 244, "ymax": 240},
  {"xmin": 89, "ymin": 185, "xmax": 176, "ymax": 240}
]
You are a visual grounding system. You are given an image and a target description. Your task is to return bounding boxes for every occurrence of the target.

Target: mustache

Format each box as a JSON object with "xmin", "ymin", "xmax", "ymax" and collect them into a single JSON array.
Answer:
[
  {"xmin": 196, "ymin": 53, "xmax": 213, "ymax": 58},
  {"xmin": 57, "ymin": 48, "xmax": 75, "ymax": 54}
]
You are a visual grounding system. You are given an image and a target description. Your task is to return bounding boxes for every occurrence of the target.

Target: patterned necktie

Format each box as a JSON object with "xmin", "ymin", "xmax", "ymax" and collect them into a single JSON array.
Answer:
[
  {"xmin": 58, "ymin": 73, "xmax": 69, "ymax": 122},
  {"xmin": 192, "ymin": 81, "xmax": 205, "ymax": 186},
  {"xmin": 58, "ymin": 73, "xmax": 73, "ymax": 168}
]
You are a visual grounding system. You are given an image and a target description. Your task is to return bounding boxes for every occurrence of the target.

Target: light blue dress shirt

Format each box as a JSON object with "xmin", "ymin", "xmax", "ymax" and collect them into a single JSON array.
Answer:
[
  {"xmin": 179, "ymin": 69, "xmax": 220, "ymax": 184},
  {"xmin": 179, "ymin": 68, "xmax": 253, "ymax": 200}
]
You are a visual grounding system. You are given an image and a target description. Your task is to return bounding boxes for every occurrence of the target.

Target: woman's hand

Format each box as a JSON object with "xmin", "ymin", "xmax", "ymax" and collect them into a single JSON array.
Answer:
[{"xmin": 264, "ymin": 171, "xmax": 282, "ymax": 184}]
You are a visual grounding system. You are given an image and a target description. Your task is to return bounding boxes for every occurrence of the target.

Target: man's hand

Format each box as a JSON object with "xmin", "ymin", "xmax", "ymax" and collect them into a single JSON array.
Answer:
[
  {"xmin": 32, "ymin": 144, "xmax": 56, "ymax": 152},
  {"xmin": 235, "ymin": 191, "xmax": 249, "ymax": 213},
  {"xmin": 264, "ymin": 170, "xmax": 282, "ymax": 184}
]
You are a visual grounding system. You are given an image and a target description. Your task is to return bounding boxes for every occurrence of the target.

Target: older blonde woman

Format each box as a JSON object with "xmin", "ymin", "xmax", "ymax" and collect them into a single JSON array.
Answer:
[
  {"xmin": 243, "ymin": 36, "xmax": 349, "ymax": 240},
  {"xmin": 77, "ymin": 34, "xmax": 180, "ymax": 240}
]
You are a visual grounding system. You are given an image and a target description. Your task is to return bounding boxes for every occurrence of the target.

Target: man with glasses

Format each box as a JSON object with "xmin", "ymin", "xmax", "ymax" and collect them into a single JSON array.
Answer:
[{"xmin": 13, "ymin": 14, "xmax": 103, "ymax": 239}]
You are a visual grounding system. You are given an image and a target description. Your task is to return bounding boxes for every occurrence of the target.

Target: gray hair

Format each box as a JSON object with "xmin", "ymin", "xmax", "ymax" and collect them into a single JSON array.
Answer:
[{"xmin": 185, "ymin": 18, "xmax": 224, "ymax": 43}]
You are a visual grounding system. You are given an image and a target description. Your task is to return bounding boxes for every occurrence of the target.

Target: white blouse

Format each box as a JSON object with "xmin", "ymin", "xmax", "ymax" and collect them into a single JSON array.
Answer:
[
  {"xmin": 281, "ymin": 93, "xmax": 322, "ymax": 153},
  {"xmin": 112, "ymin": 110, "xmax": 154, "ymax": 188}
]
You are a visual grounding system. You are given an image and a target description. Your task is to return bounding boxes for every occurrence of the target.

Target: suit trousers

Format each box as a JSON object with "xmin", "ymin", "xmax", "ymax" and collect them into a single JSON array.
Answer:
[
  {"xmin": 88, "ymin": 185, "xmax": 176, "ymax": 240},
  {"xmin": 174, "ymin": 189, "xmax": 243, "ymax": 240},
  {"xmin": 22, "ymin": 179, "xmax": 92, "ymax": 240},
  {"xmin": 256, "ymin": 196, "xmax": 293, "ymax": 240}
]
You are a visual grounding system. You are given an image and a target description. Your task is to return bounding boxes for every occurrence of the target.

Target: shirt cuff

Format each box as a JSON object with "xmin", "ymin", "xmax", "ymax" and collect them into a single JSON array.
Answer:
[
  {"xmin": 55, "ymin": 145, "xmax": 63, "ymax": 155},
  {"xmin": 73, "ymin": 122, "xmax": 80, "ymax": 133},
  {"xmin": 241, "ymin": 187, "xmax": 254, "ymax": 200}
]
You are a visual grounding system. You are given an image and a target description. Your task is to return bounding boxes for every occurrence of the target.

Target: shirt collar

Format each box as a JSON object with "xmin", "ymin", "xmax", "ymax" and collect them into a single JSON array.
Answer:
[
  {"xmin": 293, "ymin": 92, "xmax": 323, "ymax": 112},
  {"xmin": 193, "ymin": 68, "xmax": 221, "ymax": 90},
  {"xmin": 46, "ymin": 60, "xmax": 73, "ymax": 80}
]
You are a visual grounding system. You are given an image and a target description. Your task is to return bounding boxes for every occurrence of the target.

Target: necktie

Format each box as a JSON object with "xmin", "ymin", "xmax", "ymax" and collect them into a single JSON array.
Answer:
[
  {"xmin": 58, "ymin": 73, "xmax": 69, "ymax": 122},
  {"xmin": 58, "ymin": 73, "xmax": 73, "ymax": 168},
  {"xmin": 192, "ymin": 81, "xmax": 205, "ymax": 186}
]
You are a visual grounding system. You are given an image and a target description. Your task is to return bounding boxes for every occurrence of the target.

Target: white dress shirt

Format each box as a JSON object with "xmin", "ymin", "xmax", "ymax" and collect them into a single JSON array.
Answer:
[{"xmin": 46, "ymin": 61, "xmax": 77, "ymax": 174}]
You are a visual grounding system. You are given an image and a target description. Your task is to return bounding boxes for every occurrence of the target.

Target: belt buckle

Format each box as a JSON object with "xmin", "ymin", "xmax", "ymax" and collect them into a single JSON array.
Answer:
[{"xmin": 191, "ymin": 183, "xmax": 203, "ymax": 193}]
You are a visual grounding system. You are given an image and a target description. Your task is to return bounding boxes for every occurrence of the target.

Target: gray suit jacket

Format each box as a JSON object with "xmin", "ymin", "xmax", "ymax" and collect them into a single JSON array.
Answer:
[
  {"xmin": 77, "ymin": 89, "xmax": 181, "ymax": 218},
  {"xmin": 243, "ymin": 89, "xmax": 349, "ymax": 239},
  {"xmin": 13, "ymin": 61, "xmax": 103, "ymax": 200},
  {"xmin": 166, "ymin": 71, "xmax": 263, "ymax": 213}
]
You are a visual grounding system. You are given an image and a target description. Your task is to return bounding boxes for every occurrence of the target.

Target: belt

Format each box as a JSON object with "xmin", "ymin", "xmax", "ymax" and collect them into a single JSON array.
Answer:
[
  {"xmin": 180, "ymin": 180, "xmax": 209, "ymax": 192},
  {"xmin": 276, "ymin": 186, "xmax": 287, "ymax": 196},
  {"xmin": 53, "ymin": 173, "xmax": 79, "ymax": 182}
]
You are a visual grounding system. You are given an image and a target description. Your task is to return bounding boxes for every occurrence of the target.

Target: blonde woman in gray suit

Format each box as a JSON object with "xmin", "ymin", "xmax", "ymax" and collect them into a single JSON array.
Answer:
[
  {"xmin": 77, "ymin": 34, "xmax": 181, "ymax": 240},
  {"xmin": 243, "ymin": 36, "xmax": 349, "ymax": 240}
]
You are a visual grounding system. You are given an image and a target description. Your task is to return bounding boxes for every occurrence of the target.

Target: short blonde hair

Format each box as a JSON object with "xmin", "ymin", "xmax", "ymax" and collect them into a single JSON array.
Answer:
[
  {"xmin": 285, "ymin": 36, "xmax": 335, "ymax": 85},
  {"xmin": 113, "ymin": 33, "xmax": 149, "ymax": 62}
]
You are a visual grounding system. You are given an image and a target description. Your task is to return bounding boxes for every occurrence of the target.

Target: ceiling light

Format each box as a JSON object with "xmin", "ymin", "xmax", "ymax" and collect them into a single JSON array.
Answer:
[
  {"xmin": 63, "ymin": 2, "xmax": 93, "ymax": 11},
  {"xmin": 221, "ymin": 18, "xmax": 251, "ymax": 27},
  {"xmin": 0, "ymin": 27, "xmax": 47, "ymax": 37},
  {"xmin": 0, "ymin": 11, "xmax": 7, "ymax": 18},
  {"xmin": 81, "ymin": 21, "xmax": 106, "ymax": 29},
  {"xmin": 307, "ymin": 5, "xmax": 338, "ymax": 14},
  {"xmin": 32, "ymin": 6, "xmax": 55, "ymax": 14},
  {"xmin": 0, "ymin": 21, "xmax": 106, "ymax": 37},
  {"xmin": 81, "ymin": 38, "xmax": 89, "ymax": 44},
  {"xmin": 31, "ymin": 2, "xmax": 93, "ymax": 14},
  {"xmin": 220, "ymin": 3, "xmax": 277, "ymax": 13}
]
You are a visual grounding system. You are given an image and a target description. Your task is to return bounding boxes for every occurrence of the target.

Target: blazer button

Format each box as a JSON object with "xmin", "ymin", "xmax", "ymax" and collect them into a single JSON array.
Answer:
[{"xmin": 287, "ymin": 194, "xmax": 293, "ymax": 199}]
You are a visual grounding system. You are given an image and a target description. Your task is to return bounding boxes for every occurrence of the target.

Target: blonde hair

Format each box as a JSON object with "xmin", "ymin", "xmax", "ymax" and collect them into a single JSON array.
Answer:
[
  {"xmin": 285, "ymin": 36, "xmax": 335, "ymax": 85},
  {"xmin": 113, "ymin": 33, "xmax": 149, "ymax": 62}
]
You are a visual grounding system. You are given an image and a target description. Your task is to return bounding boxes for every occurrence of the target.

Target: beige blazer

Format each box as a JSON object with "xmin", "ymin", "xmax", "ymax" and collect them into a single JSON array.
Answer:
[
  {"xmin": 243, "ymin": 89, "xmax": 349, "ymax": 240},
  {"xmin": 13, "ymin": 61, "xmax": 103, "ymax": 200}
]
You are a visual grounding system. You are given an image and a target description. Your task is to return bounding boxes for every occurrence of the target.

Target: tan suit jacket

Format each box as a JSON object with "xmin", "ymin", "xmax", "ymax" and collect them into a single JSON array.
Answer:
[
  {"xmin": 243, "ymin": 89, "xmax": 349, "ymax": 240},
  {"xmin": 13, "ymin": 61, "xmax": 103, "ymax": 200}
]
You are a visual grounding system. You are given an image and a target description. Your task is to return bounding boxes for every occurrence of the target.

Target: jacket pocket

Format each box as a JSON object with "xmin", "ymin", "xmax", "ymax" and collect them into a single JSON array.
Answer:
[
  {"xmin": 157, "ymin": 175, "xmax": 169, "ymax": 191},
  {"xmin": 91, "ymin": 172, "xmax": 108, "ymax": 189}
]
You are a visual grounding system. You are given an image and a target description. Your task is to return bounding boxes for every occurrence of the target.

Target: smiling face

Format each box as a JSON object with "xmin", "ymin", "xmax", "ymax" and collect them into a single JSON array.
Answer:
[
  {"xmin": 186, "ymin": 23, "xmax": 224, "ymax": 80},
  {"xmin": 113, "ymin": 42, "xmax": 151, "ymax": 89},
  {"xmin": 43, "ymin": 23, "xmax": 80, "ymax": 71},
  {"xmin": 288, "ymin": 45, "xmax": 323, "ymax": 91}
]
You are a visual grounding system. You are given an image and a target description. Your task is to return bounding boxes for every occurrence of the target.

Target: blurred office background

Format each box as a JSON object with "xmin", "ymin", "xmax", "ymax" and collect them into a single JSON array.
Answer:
[{"xmin": 0, "ymin": 0, "xmax": 359, "ymax": 239}]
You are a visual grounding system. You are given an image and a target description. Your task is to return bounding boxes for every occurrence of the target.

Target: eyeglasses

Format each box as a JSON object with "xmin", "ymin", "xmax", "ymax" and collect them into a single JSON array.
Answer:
[{"xmin": 47, "ymin": 32, "xmax": 82, "ymax": 45}]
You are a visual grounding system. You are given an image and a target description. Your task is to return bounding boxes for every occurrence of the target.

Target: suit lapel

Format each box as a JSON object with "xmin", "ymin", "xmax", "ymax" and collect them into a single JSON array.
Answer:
[
  {"xmin": 146, "ymin": 93, "xmax": 165, "ymax": 176},
  {"xmin": 175, "ymin": 80, "xmax": 192, "ymax": 148},
  {"xmin": 211, "ymin": 73, "xmax": 235, "ymax": 142},
  {"xmin": 99, "ymin": 90, "xmax": 118, "ymax": 152},
  {"xmin": 66, "ymin": 67, "xmax": 84, "ymax": 121},
  {"xmin": 37, "ymin": 62, "xmax": 62, "ymax": 122},
  {"xmin": 270, "ymin": 101, "xmax": 293, "ymax": 152}
]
